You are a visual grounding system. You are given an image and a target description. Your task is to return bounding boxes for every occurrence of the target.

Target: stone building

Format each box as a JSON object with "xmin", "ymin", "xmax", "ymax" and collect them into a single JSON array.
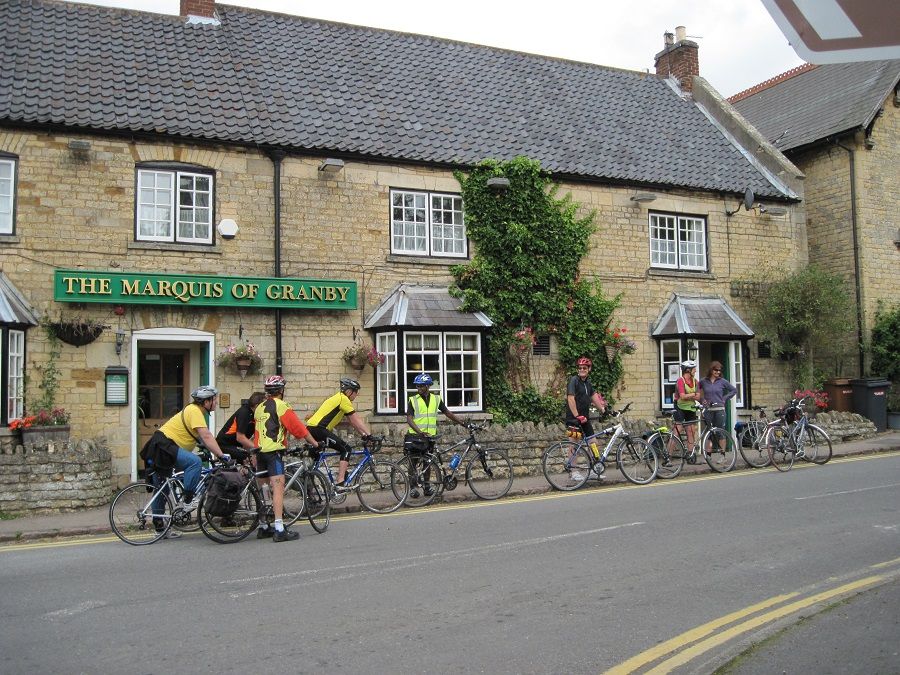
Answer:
[
  {"xmin": 0, "ymin": 0, "xmax": 805, "ymax": 486},
  {"xmin": 731, "ymin": 60, "xmax": 900, "ymax": 376}
]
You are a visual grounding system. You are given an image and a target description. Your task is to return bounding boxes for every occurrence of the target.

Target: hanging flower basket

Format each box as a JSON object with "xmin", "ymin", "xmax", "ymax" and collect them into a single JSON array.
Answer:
[
  {"xmin": 217, "ymin": 341, "xmax": 263, "ymax": 380},
  {"xmin": 604, "ymin": 344, "xmax": 619, "ymax": 363},
  {"xmin": 49, "ymin": 321, "xmax": 105, "ymax": 347}
]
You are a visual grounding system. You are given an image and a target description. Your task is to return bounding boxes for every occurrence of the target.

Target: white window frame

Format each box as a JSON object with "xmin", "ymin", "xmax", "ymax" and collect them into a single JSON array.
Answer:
[
  {"xmin": 649, "ymin": 212, "xmax": 707, "ymax": 271},
  {"xmin": 390, "ymin": 189, "xmax": 466, "ymax": 258},
  {"xmin": 402, "ymin": 332, "xmax": 443, "ymax": 406},
  {"xmin": 729, "ymin": 341, "xmax": 745, "ymax": 408},
  {"xmin": 376, "ymin": 332, "xmax": 399, "ymax": 413},
  {"xmin": 0, "ymin": 157, "xmax": 16, "ymax": 235},
  {"xmin": 7, "ymin": 329, "xmax": 25, "ymax": 421},
  {"xmin": 443, "ymin": 332, "xmax": 482, "ymax": 410},
  {"xmin": 137, "ymin": 168, "xmax": 213, "ymax": 244},
  {"xmin": 660, "ymin": 339, "xmax": 683, "ymax": 409}
]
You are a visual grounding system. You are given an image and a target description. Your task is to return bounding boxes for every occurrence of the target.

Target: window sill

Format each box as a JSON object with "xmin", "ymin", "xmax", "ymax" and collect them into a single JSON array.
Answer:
[
  {"xmin": 386, "ymin": 254, "xmax": 468, "ymax": 267},
  {"xmin": 647, "ymin": 268, "xmax": 715, "ymax": 280},
  {"xmin": 0, "ymin": 234, "xmax": 20, "ymax": 244},
  {"xmin": 371, "ymin": 411, "xmax": 492, "ymax": 421},
  {"xmin": 128, "ymin": 241, "xmax": 221, "ymax": 255}
]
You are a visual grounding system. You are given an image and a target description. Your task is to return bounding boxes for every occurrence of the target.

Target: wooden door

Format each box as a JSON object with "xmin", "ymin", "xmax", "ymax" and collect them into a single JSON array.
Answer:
[{"xmin": 137, "ymin": 348, "xmax": 188, "ymax": 475}]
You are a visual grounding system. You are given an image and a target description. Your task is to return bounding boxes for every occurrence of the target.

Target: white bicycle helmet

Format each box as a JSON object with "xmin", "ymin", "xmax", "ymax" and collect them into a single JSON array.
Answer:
[
  {"xmin": 680, "ymin": 360, "xmax": 697, "ymax": 370},
  {"xmin": 191, "ymin": 385, "xmax": 218, "ymax": 401}
]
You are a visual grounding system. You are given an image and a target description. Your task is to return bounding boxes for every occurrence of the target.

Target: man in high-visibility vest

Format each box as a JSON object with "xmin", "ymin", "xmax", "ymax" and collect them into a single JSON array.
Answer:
[{"xmin": 404, "ymin": 372, "xmax": 466, "ymax": 498}]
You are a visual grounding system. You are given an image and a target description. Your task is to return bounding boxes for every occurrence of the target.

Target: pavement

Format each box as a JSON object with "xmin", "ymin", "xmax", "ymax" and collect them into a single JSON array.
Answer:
[{"xmin": 1, "ymin": 431, "xmax": 898, "ymax": 544}]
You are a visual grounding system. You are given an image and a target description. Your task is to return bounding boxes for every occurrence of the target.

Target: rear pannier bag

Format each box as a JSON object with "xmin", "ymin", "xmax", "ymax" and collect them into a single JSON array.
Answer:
[{"xmin": 204, "ymin": 468, "xmax": 247, "ymax": 517}]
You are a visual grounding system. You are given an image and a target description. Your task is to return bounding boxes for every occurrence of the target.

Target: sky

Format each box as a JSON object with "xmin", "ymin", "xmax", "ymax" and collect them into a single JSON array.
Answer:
[{"xmin": 62, "ymin": 0, "xmax": 806, "ymax": 98}]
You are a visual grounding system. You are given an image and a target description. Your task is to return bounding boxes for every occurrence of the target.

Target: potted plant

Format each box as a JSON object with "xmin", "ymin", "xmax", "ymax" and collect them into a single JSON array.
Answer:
[
  {"xmin": 793, "ymin": 388, "xmax": 829, "ymax": 416},
  {"xmin": 9, "ymin": 407, "xmax": 71, "ymax": 446},
  {"xmin": 604, "ymin": 325, "xmax": 637, "ymax": 362},
  {"xmin": 342, "ymin": 341, "xmax": 370, "ymax": 370},
  {"xmin": 217, "ymin": 341, "xmax": 263, "ymax": 380},
  {"xmin": 48, "ymin": 316, "xmax": 107, "ymax": 347}
]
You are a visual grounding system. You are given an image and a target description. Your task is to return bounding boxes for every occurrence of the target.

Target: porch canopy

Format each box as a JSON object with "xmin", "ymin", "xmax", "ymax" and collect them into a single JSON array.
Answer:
[
  {"xmin": 364, "ymin": 284, "xmax": 493, "ymax": 329},
  {"xmin": 0, "ymin": 272, "xmax": 39, "ymax": 326},
  {"xmin": 651, "ymin": 293, "xmax": 754, "ymax": 339}
]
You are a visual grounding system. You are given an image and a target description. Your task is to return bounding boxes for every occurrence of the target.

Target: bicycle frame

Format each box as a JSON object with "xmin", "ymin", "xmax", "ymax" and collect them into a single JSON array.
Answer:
[{"xmin": 313, "ymin": 446, "xmax": 376, "ymax": 487}]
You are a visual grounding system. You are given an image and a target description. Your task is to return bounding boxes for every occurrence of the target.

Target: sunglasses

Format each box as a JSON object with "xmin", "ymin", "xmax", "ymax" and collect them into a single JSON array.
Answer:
[{"xmin": 712, "ymin": 368, "xmax": 722, "ymax": 372}]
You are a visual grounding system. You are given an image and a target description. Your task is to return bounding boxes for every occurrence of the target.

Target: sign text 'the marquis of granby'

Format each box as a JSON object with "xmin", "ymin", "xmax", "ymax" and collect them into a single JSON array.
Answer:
[{"xmin": 54, "ymin": 271, "xmax": 357, "ymax": 310}]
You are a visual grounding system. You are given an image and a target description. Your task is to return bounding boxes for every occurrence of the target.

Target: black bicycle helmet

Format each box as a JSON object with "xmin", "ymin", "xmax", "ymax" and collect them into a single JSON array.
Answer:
[{"xmin": 340, "ymin": 377, "xmax": 361, "ymax": 392}]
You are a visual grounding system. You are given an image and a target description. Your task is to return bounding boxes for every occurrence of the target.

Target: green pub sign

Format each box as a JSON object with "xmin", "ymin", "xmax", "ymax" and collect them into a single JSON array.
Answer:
[{"xmin": 54, "ymin": 270, "xmax": 357, "ymax": 310}]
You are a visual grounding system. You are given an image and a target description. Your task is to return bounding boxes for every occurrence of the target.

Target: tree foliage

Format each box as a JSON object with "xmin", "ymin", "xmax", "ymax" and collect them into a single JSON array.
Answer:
[
  {"xmin": 452, "ymin": 157, "xmax": 621, "ymax": 422},
  {"xmin": 870, "ymin": 304, "xmax": 900, "ymax": 411}
]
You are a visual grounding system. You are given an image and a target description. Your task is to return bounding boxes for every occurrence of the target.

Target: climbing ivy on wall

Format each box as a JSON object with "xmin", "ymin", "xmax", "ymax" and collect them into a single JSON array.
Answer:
[{"xmin": 451, "ymin": 157, "xmax": 622, "ymax": 423}]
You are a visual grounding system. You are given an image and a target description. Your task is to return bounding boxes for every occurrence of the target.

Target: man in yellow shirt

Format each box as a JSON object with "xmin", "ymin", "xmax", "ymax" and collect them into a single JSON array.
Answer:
[{"xmin": 306, "ymin": 377, "xmax": 372, "ymax": 489}]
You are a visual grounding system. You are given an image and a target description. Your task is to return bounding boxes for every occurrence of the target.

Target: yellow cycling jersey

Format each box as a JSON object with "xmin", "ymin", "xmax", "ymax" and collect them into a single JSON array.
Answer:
[
  {"xmin": 306, "ymin": 392, "xmax": 355, "ymax": 430},
  {"xmin": 159, "ymin": 403, "xmax": 207, "ymax": 449}
]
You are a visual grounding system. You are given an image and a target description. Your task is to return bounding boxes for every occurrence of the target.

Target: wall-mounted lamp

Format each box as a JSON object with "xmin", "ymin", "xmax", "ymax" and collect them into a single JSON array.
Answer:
[
  {"xmin": 486, "ymin": 177, "xmax": 510, "ymax": 193},
  {"xmin": 630, "ymin": 192, "xmax": 657, "ymax": 204},
  {"xmin": 759, "ymin": 205, "xmax": 788, "ymax": 217},
  {"xmin": 217, "ymin": 218, "xmax": 239, "ymax": 239},
  {"xmin": 115, "ymin": 328, "xmax": 127, "ymax": 356},
  {"xmin": 686, "ymin": 339, "xmax": 699, "ymax": 362},
  {"xmin": 318, "ymin": 158, "xmax": 345, "ymax": 173}
]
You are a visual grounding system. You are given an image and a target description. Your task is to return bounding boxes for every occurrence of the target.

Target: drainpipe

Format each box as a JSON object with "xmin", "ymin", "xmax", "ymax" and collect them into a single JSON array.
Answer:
[
  {"xmin": 267, "ymin": 149, "xmax": 286, "ymax": 375},
  {"xmin": 834, "ymin": 139, "xmax": 865, "ymax": 377}
]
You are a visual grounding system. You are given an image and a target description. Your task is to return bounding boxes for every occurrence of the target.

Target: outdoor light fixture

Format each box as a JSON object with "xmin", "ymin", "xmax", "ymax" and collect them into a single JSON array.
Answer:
[
  {"xmin": 486, "ymin": 177, "xmax": 510, "ymax": 193},
  {"xmin": 217, "ymin": 218, "xmax": 239, "ymax": 239},
  {"xmin": 318, "ymin": 158, "xmax": 345, "ymax": 173},
  {"xmin": 759, "ymin": 205, "xmax": 788, "ymax": 217},
  {"xmin": 68, "ymin": 139, "xmax": 91, "ymax": 151},
  {"xmin": 630, "ymin": 192, "xmax": 657, "ymax": 203},
  {"xmin": 687, "ymin": 339, "xmax": 699, "ymax": 362},
  {"xmin": 115, "ymin": 328, "xmax": 127, "ymax": 356}
]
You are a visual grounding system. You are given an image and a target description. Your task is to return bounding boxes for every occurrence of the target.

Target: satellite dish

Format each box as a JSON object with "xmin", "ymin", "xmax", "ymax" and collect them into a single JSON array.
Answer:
[{"xmin": 743, "ymin": 188, "xmax": 755, "ymax": 212}]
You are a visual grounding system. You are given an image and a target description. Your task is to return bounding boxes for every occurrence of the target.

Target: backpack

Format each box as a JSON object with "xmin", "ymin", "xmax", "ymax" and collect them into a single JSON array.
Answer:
[{"xmin": 204, "ymin": 468, "xmax": 247, "ymax": 517}]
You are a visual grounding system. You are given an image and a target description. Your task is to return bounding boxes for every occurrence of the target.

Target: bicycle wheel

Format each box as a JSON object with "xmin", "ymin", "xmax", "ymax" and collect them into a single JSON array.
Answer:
[
  {"xmin": 466, "ymin": 448, "xmax": 514, "ymax": 500},
  {"xmin": 739, "ymin": 426, "xmax": 771, "ymax": 468},
  {"xmin": 282, "ymin": 466, "xmax": 307, "ymax": 527},
  {"xmin": 397, "ymin": 455, "xmax": 444, "ymax": 507},
  {"xmin": 304, "ymin": 470, "xmax": 331, "ymax": 533},
  {"xmin": 199, "ymin": 482, "xmax": 261, "ymax": 543},
  {"xmin": 109, "ymin": 482, "xmax": 173, "ymax": 546},
  {"xmin": 616, "ymin": 437, "xmax": 658, "ymax": 485},
  {"xmin": 541, "ymin": 441, "xmax": 591, "ymax": 491},
  {"xmin": 356, "ymin": 459, "xmax": 408, "ymax": 514},
  {"xmin": 765, "ymin": 425, "xmax": 794, "ymax": 472},
  {"xmin": 798, "ymin": 424, "xmax": 832, "ymax": 465},
  {"xmin": 702, "ymin": 427, "xmax": 736, "ymax": 472},
  {"xmin": 649, "ymin": 431, "xmax": 685, "ymax": 479}
]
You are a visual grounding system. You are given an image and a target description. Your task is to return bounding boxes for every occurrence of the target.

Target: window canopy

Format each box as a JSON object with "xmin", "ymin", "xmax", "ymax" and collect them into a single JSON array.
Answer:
[
  {"xmin": 364, "ymin": 284, "xmax": 492, "ymax": 329},
  {"xmin": 0, "ymin": 272, "xmax": 38, "ymax": 326},
  {"xmin": 652, "ymin": 293, "xmax": 754, "ymax": 339}
]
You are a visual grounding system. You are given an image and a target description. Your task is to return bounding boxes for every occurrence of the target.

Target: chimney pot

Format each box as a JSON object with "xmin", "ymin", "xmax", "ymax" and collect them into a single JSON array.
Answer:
[
  {"xmin": 664, "ymin": 31, "xmax": 675, "ymax": 46},
  {"xmin": 675, "ymin": 26, "xmax": 687, "ymax": 42}
]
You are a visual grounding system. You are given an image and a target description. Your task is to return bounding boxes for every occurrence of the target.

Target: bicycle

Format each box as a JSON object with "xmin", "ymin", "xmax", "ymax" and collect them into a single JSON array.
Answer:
[
  {"xmin": 763, "ymin": 396, "xmax": 833, "ymax": 472},
  {"xmin": 738, "ymin": 405, "xmax": 773, "ymax": 468},
  {"xmin": 644, "ymin": 402, "xmax": 737, "ymax": 475},
  {"xmin": 197, "ymin": 448, "xmax": 331, "ymax": 543},
  {"xmin": 309, "ymin": 434, "xmax": 409, "ymax": 514},
  {"xmin": 109, "ymin": 449, "xmax": 223, "ymax": 545},
  {"xmin": 397, "ymin": 422, "xmax": 514, "ymax": 507},
  {"xmin": 541, "ymin": 403, "xmax": 658, "ymax": 491}
]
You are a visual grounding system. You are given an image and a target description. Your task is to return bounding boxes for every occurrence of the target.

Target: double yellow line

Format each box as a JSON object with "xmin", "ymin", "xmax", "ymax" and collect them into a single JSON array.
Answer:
[{"xmin": 605, "ymin": 559, "xmax": 900, "ymax": 674}]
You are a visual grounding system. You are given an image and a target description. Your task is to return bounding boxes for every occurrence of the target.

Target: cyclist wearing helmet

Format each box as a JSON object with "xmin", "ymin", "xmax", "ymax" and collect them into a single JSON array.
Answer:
[
  {"xmin": 674, "ymin": 359, "xmax": 700, "ymax": 450},
  {"xmin": 216, "ymin": 391, "xmax": 266, "ymax": 459},
  {"xmin": 306, "ymin": 377, "xmax": 371, "ymax": 489},
  {"xmin": 404, "ymin": 373, "xmax": 466, "ymax": 498},
  {"xmin": 565, "ymin": 357, "xmax": 608, "ymax": 482},
  {"xmin": 150, "ymin": 385, "xmax": 231, "ymax": 533},
  {"xmin": 253, "ymin": 375, "xmax": 319, "ymax": 542}
]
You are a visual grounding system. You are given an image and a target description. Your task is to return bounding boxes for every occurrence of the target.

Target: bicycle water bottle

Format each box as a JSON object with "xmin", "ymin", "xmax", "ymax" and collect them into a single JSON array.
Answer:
[
  {"xmin": 589, "ymin": 441, "xmax": 601, "ymax": 460},
  {"xmin": 261, "ymin": 483, "xmax": 271, "ymax": 503},
  {"xmin": 449, "ymin": 453, "xmax": 461, "ymax": 470}
]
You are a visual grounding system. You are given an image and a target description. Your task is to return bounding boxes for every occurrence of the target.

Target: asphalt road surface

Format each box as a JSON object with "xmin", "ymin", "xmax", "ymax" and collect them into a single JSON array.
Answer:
[{"xmin": 2, "ymin": 453, "xmax": 898, "ymax": 674}]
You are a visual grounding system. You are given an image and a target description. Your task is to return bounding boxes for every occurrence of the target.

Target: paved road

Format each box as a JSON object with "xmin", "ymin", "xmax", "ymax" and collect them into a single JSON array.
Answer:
[{"xmin": 1, "ymin": 454, "xmax": 898, "ymax": 674}]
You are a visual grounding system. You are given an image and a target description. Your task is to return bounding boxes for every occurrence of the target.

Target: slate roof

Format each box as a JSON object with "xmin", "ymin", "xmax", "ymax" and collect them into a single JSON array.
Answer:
[
  {"xmin": 364, "ymin": 285, "xmax": 492, "ymax": 329},
  {"xmin": 1, "ymin": 0, "xmax": 790, "ymax": 198},
  {"xmin": 651, "ymin": 294, "xmax": 754, "ymax": 339},
  {"xmin": 731, "ymin": 60, "xmax": 900, "ymax": 152}
]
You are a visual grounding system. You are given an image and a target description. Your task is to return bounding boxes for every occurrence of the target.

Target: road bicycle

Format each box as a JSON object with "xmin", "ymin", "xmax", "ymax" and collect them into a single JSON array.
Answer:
[
  {"xmin": 541, "ymin": 403, "xmax": 658, "ymax": 491},
  {"xmin": 763, "ymin": 396, "xmax": 833, "ymax": 472},
  {"xmin": 109, "ymin": 449, "xmax": 222, "ymax": 545},
  {"xmin": 197, "ymin": 448, "xmax": 331, "ymax": 543},
  {"xmin": 738, "ymin": 405, "xmax": 773, "ymax": 468},
  {"xmin": 644, "ymin": 403, "xmax": 737, "ymax": 476},
  {"xmin": 309, "ymin": 434, "xmax": 409, "ymax": 514},
  {"xmin": 397, "ymin": 422, "xmax": 514, "ymax": 507}
]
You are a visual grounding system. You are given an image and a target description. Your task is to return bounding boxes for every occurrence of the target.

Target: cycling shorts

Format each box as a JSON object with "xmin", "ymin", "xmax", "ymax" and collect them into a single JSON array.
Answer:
[
  {"xmin": 309, "ymin": 427, "xmax": 353, "ymax": 461},
  {"xmin": 256, "ymin": 450, "xmax": 285, "ymax": 478},
  {"xmin": 673, "ymin": 408, "xmax": 698, "ymax": 424}
]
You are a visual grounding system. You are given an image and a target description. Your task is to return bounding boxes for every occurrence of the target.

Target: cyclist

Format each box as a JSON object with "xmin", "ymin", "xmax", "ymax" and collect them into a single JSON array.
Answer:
[
  {"xmin": 674, "ymin": 359, "xmax": 701, "ymax": 452},
  {"xmin": 216, "ymin": 391, "xmax": 265, "ymax": 460},
  {"xmin": 564, "ymin": 356, "xmax": 607, "ymax": 482},
  {"xmin": 253, "ymin": 375, "xmax": 319, "ymax": 542},
  {"xmin": 699, "ymin": 360, "xmax": 737, "ymax": 453},
  {"xmin": 306, "ymin": 377, "xmax": 372, "ymax": 490},
  {"xmin": 146, "ymin": 386, "xmax": 231, "ymax": 537},
  {"xmin": 405, "ymin": 372, "xmax": 466, "ymax": 498}
]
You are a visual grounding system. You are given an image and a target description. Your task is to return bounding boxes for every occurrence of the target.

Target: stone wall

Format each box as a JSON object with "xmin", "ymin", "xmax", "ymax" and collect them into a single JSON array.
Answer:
[
  {"xmin": 808, "ymin": 411, "xmax": 877, "ymax": 442},
  {"xmin": 0, "ymin": 433, "xmax": 111, "ymax": 515}
]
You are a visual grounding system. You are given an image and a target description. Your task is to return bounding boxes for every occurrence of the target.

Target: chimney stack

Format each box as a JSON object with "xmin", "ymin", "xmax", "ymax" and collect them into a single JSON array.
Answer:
[
  {"xmin": 655, "ymin": 26, "xmax": 699, "ymax": 93},
  {"xmin": 180, "ymin": 0, "xmax": 215, "ymax": 19}
]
